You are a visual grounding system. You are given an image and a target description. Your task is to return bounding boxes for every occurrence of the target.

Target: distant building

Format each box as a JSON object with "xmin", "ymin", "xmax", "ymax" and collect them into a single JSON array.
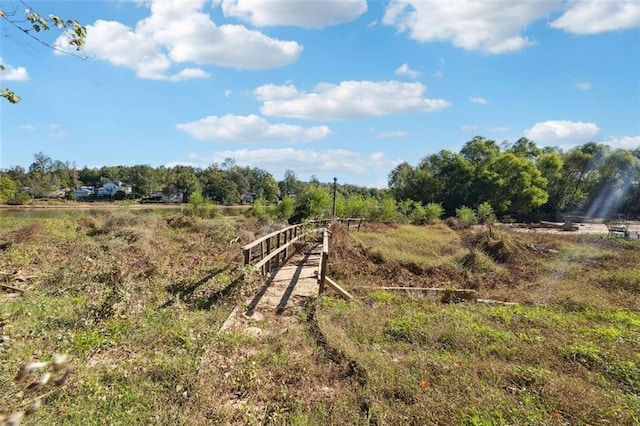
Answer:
[
  {"xmin": 75, "ymin": 186, "xmax": 95, "ymax": 198},
  {"xmin": 97, "ymin": 181, "xmax": 133, "ymax": 197}
]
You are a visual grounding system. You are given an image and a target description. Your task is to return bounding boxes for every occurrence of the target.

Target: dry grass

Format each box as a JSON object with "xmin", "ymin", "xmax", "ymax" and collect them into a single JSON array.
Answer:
[
  {"xmin": 0, "ymin": 211, "xmax": 258, "ymax": 424},
  {"xmin": 322, "ymin": 223, "xmax": 640, "ymax": 425},
  {"xmin": 2, "ymin": 215, "xmax": 639, "ymax": 424}
]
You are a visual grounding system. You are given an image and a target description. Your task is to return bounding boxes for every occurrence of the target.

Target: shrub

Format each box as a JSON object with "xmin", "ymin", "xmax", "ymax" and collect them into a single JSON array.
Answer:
[
  {"xmin": 409, "ymin": 202, "xmax": 427, "ymax": 225},
  {"xmin": 276, "ymin": 196, "xmax": 295, "ymax": 221},
  {"xmin": 424, "ymin": 202, "xmax": 444, "ymax": 224},
  {"xmin": 456, "ymin": 206, "xmax": 478, "ymax": 228},
  {"xmin": 477, "ymin": 202, "xmax": 496, "ymax": 225}
]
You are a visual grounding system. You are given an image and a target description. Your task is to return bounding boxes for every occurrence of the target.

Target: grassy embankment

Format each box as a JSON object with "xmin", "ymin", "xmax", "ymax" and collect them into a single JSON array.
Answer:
[
  {"xmin": 320, "ymin": 224, "xmax": 639, "ymax": 424},
  {"xmin": 1, "ymin": 210, "xmax": 261, "ymax": 424},
  {"xmin": 1, "ymin": 215, "xmax": 638, "ymax": 424}
]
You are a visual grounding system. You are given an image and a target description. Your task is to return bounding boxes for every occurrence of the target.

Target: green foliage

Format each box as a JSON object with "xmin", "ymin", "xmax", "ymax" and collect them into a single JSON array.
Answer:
[
  {"xmin": 388, "ymin": 137, "xmax": 639, "ymax": 218},
  {"xmin": 0, "ymin": 172, "xmax": 18, "ymax": 202},
  {"xmin": 2, "ymin": 8, "xmax": 86, "ymax": 104},
  {"xmin": 249, "ymin": 197, "xmax": 269, "ymax": 224},
  {"xmin": 476, "ymin": 202, "xmax": 496, "ymax": 225},
  {"xmin": 379, "ymin": 197, "xmax": 399, "ymax": 221},
  {"xmin": 456, "ymin": 206, "xmax": 478, "ymax": 228},
  {"xmin": 187, "ymin": 191, "xmax": 217, "ymax": 218},
  {"xmin": 408, "ymin": 202, "xmax": 427, "ymax": 225},
  {"xmin": 276, "ymin": 195, "xmax": 295, "ymax": 221},
  {"xmin": 291, "ymin": 184, "xmax": 331, "ymax": 222},
  {"xmin": 424, "ymin": 202, "xmax": 445, "ymax": 223}
]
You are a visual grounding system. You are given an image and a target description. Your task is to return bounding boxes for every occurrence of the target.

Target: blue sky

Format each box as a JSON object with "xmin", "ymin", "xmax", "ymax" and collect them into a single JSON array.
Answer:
[{"xmin": 1, "ymin": 0, "xmax": 639, "ymax": 187}]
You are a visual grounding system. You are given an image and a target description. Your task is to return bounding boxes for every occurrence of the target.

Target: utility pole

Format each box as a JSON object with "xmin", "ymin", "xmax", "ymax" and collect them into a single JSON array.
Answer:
[{"xmin": 332, "ymin": 177, "xmax": 337, "ymax": 218}]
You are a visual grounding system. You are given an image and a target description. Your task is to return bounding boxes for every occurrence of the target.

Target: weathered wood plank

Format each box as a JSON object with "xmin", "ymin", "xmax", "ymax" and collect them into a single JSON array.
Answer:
[{"xmin": 324, "ymin": 276, "xmax": 353, "ymax": 301}]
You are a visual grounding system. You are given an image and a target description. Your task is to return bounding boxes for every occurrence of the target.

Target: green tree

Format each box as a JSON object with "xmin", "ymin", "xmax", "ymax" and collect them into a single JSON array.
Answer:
[
  {"xmin": 203, "ymin": 167, "xmax": 240, "ymax": 205},
  {"xmin": 1, "ymin": 7, "xmax": 86, "ymax": 103},
  {"xmin": 291, "ymin": 184, "xmax": 331, "ymax": 222},
  {"xmin": 562, "ymin": 142, "xmax": 607, "ymax": 211},
  {"xmin": 586, "ymin": 148, "xmax": 640, "ymax": 218},
  {"xmin": 507, "ymin": 137, "xmax": 541, "ymax": 161},
  {"xmin": 537, "ymin": 150, "xmax": 565, "ymax": 212},
  {"xmin": 27, "ymin": 152, "xmax": 59, "ymax": 197},
  {"xmin": 0, "ymin": 172, "xmax": 18, "ymax": 202},
  {"xmin": 279, "ymin": 169, "xmax": 303, "ymax": 196},
  {"xmin": 481, "ymin": 152, "xmax": 548, "ymax": 214},
  {"xmin": 172, "ymin": 165, "xmax": 202, "ymax": 202},
  {"xmin": 276, "ymin": 196, "xmax": 295, "ymax": 221}
]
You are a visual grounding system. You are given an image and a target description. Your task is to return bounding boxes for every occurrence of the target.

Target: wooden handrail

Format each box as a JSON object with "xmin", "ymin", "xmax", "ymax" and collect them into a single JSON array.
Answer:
[
  {"xmin": 242, "ymin": 218, "xmax": 365, "ymax": 277},
  {"xmin": 243, "ymin": 223, "xmax": 325, "ymax": 274},
  {"xmin": 241, "ymin": 224, "xmax": 299, "ymax": 251}
]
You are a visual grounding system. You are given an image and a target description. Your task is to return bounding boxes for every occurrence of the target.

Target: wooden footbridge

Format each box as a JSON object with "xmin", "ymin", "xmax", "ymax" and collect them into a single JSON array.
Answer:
[{"xmin": 220, "ymin": 220, "xmax": 360, "ymax": 332}]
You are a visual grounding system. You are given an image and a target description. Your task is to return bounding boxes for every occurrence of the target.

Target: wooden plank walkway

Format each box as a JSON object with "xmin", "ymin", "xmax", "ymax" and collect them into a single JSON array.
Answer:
[{"xmin": 220, "ymin": 242, "xmax": 322, "ymax": 334}]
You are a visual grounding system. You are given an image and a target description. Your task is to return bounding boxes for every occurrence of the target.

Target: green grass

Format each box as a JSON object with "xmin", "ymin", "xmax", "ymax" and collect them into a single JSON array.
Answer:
[
  {"xmin": 0, "ymin": 212, "xmax": 257, "ymax": 424},
  {"xmin": 353, "ymin": 224, "xmax": 467, "ymax": 272},
  {"xmin": 2, "ymin": 216, "xmax": 639, "ymax": 424},
  {"xmin": 319, "ymin": 223, "xmax": 640, "ymax": 425},
  {"xmin": 319, "ymin": 296, "xmax": 640, "ymax": 425}
]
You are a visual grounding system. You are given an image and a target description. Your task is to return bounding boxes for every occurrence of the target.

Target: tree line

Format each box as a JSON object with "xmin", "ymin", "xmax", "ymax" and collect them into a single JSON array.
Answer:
[
  {"xmin": 388, "ymin": 137, "xmax": 639, "ymax": 220},
  {"xmin": 1, "ymin": 137, "xmax": 639, "ymax": 222}
]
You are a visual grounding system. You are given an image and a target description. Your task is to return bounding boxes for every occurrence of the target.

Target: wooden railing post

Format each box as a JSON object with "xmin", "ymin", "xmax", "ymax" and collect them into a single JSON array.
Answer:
[
  {"xmin": 244, "ymin": 248, "xmax": 251, "ymax": 265},
  {"xmin": 260, "ymin": 241, "xmax": 266, "ymax": 275},
  {"xmin": 318, "ymin": 229, "xmax": 329, "ymax": 294},
  {"xmin": 265, "ymin": 238, "xmax": 272, "ymax": 273},
  {"xmin": 282, "ymin": 230, "xmax": 288, "ymax": 262},
  {"xmin": 276, "ymin": 233, "xmax": 281, "ymax": 268}
]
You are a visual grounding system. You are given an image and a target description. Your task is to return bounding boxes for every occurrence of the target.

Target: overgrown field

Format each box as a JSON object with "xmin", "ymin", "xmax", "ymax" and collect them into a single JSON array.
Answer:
[
  {"xmin": 1, "ymin": 215, "xmax": 638, "ymax": 425},
  {"xmin": 323, "ymin": 223, "xmax": 640, "ymax": 424},
  {"xmin": 0, "ymin": 211, "xmax": 261, "ymax": 424}
]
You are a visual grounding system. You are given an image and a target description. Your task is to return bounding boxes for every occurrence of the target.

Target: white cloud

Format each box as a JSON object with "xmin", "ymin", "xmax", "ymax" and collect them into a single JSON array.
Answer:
[
  {"xmin": 461, "ymin": 125, "xmax": 478, "ymax": 133},
  {"xmin": 54, "ymin": 0, "xmax": 302, "ymax": 80},
  {"xmin": 186, "ymin": 148, "xmax": 398, "ymax": 177},
  {"xmin": 0, "ymin": 58, "xmax": 29, "ymax": 81},
  {"xmin": 470, "ymin": 97, "xmax": 489, "ymax": 105},
  {"xmin": 524, "ymin": 120, "xmax": 600, "ymax": 143},
  {"xmin": 219, "ymin": 0, "xmax": 367, "ymax": 28},
  {"xmin": 20, "ymin": 124, "xmax": 36, "ymax": 131},
  {"xmin": 371, "ymin": 129, "xmax": 409, "ymax": 138},
  {"xmin": 382, "ymin": 0, "xmax": 558, "ymax": 54},
  {"xmin": 256, "ymin": 80, "xmax": 451, "ymax": 120},
  {"xmin": 486, "ymin": 126, "xmax": 510, "ymax": 132},
  {"xmin": 600, "ymin": 136, "xmax": 640, "ymax": 150},
  {"xmin": 551, "ymin": 1, "xmax": 640, "ymax": 34},
  {"xmin": 395, "ymin": 63, "xmax": 420, "ymax": 79},
  {"xmin": 224, "ymin": 89, "xmax": 233, "ymax": 98},
  {"xmin": 168, "ymin": 68, "xmax": 210, "ymax": 82},
  {"xmin": 432, "ymin": 70, "xmax": 444, "ymax": 79},
  {"xmin": 176, "ymin": 114, "xmax": 331, "ymax": 142},
  {"xmin": 573, "ymin": 81, "xmax": 591, "ymax": 90},
  {"xmin": 254, "ymin": 84, "xmax": 300, "ymax": 102}
]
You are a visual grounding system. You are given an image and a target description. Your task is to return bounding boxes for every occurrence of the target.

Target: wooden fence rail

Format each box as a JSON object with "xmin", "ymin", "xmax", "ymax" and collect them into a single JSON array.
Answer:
[
  {"xmin": 242, "ymin": 224, "xmax": 302, "ymax": 275},
  {"xmin": 242, "ymin": 218, "xmax": 365, "ymax": 275}
]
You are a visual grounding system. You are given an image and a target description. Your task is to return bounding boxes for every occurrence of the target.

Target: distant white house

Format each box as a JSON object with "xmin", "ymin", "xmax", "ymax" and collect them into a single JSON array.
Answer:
[{"xmin": 97, "ymin": 181, "xmax": 133, "ymax": 197}]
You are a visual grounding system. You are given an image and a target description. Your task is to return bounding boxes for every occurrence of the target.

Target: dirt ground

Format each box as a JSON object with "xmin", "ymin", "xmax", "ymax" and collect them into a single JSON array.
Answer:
[{"xmin": 509, "ymin": 221, "xmax": 640, "ymax": 239}]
